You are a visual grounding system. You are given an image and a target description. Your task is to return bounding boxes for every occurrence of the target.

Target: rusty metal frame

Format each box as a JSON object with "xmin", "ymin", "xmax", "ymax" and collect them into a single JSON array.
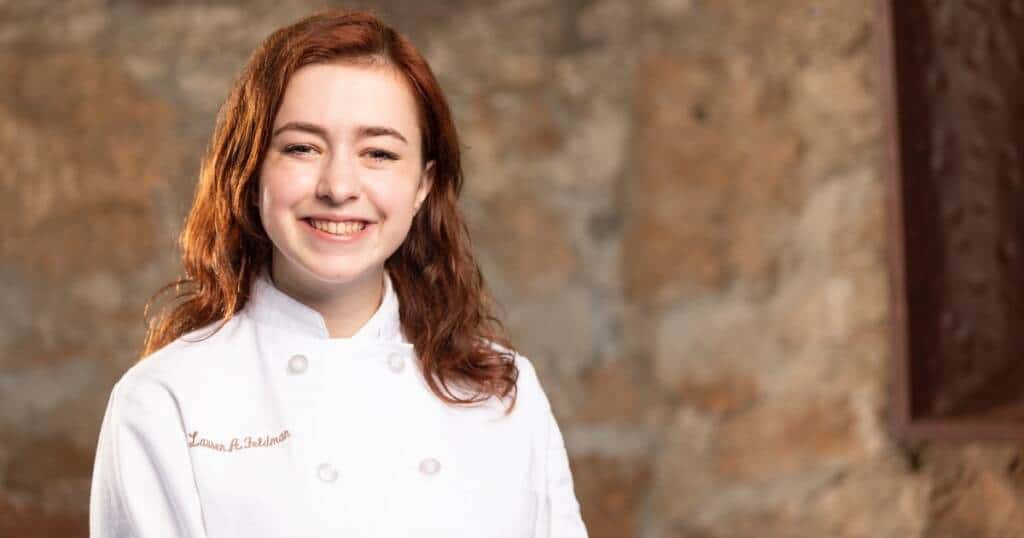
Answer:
[{"xmin": 880, "ymin": 0, "xmax": 1024, "ymax": 441}]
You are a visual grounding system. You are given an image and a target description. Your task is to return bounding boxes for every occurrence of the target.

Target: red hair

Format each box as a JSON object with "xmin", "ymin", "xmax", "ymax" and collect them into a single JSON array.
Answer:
[{"xmin": 142, "ymin": 8, "xmax": 519, "ymax": 413}]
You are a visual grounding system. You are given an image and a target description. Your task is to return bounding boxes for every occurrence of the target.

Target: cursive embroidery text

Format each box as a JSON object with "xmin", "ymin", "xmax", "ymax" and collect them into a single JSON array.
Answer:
[{"xmin": 186, "ymin": 429, "xmax": 291, "ymax": 453}]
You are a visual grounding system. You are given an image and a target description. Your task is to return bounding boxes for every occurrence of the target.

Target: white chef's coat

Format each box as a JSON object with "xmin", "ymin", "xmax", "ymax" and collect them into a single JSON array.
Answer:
[{"xmin": 89, "ymin": 269, "xmax": 588, "ymax": 537}]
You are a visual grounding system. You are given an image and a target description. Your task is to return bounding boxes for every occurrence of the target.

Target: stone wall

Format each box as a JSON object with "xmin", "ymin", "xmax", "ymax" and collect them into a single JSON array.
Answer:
[{"xmin": 1, "ymin": 0, "xmax": 1021, "ymax": 536}]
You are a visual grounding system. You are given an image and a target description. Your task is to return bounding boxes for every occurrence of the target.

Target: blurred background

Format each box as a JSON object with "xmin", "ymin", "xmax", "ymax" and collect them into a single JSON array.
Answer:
[{"xmin": 1, "ymin": 0, "xmax": 1021, "ymax": 536}]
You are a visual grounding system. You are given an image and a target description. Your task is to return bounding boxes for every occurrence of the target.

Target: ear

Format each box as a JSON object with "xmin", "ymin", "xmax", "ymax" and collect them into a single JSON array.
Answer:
[{"xmin": 414, "ymin": 160, "xmax": 435, "ymax": 211}]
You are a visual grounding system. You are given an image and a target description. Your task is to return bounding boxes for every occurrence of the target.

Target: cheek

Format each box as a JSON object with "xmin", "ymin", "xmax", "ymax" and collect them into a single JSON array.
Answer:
[
  {"xmin": 364, "ymin": 181, "xmax": 418, "ymax": 220},
  {"xmin": 259, "ymin": 167, "xmax": 314, "ymax": 213}
]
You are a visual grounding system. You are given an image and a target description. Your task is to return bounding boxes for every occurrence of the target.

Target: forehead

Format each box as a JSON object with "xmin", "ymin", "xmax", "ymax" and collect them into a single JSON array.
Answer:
[{"xmin": 274, "ymin": 62, "xmax": 421, "ymax": 140}]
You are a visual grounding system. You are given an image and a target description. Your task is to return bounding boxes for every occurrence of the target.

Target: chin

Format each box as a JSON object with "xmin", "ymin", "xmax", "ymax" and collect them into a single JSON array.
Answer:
[
  {"xmin": 272, "ymin": 244, "xmax": 386, "ymax": 289},
  {"xmin": 302, "ymin": 263, "xmax": 379, "ymax": 284}
]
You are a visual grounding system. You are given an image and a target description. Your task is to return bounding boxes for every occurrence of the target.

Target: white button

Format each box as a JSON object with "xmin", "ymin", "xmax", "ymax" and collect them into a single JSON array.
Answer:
[
  {"xmin": 387, "ymin": 353, "xmax": 405, "ymax": 373},
  {"xmin": 317, "ymin": 463, "xmax": 338, "ymax": 483},
  {"xmin": 418, "ymin": 457, "xmax": 441, "ymax": 475},
  {"xmin": 287, "ymin": 354, "xmax": 308, "ymax": 374}
]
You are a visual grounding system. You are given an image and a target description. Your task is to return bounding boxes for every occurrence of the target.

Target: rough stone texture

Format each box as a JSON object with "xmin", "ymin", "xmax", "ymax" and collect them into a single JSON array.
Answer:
[
  {"xmin": 573, "ymin": 454, "xmax": 652, "ymax": 537},
  {"xmin": 1, "ymin": 0, "xmax": 1019, "ymax": 537}
]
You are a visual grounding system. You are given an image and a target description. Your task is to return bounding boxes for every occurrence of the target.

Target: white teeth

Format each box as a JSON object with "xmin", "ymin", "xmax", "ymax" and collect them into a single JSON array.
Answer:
[{"xmin": 309, "ymin": 219, "xmax": 367, "ymax": 236}]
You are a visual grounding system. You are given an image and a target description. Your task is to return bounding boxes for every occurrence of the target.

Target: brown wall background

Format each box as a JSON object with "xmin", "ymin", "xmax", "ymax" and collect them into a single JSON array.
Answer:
[{"xmin": 1, "ymin": 0, "xmax": 1021, "ymax": 536}]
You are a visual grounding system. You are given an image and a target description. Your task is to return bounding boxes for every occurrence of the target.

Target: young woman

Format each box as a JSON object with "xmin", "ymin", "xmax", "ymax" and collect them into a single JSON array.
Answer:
[{"xmin": 89, "ymin": 8, "xmax": 587, "ymax": 538}]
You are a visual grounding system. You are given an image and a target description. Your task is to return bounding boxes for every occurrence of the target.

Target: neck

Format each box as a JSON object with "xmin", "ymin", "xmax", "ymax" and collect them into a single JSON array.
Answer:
[{"xmin": 270, "ymin": 265, "xmax": 385, "ymax": 338}]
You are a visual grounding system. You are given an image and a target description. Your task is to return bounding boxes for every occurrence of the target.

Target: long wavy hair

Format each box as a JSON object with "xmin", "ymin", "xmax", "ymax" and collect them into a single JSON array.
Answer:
[{"xmin": 142, "ymin": 8, "xmax": 519, "ymax": 413}]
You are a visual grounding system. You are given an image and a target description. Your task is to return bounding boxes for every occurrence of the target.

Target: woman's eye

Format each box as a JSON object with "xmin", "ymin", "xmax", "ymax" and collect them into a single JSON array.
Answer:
[
  {"xmin": 366, "ymin": 149, "xmax": 398, "ymax": 162},
  {"xmin": 283, "ymin": 144, "xmax": 316, "ymax": 155}
]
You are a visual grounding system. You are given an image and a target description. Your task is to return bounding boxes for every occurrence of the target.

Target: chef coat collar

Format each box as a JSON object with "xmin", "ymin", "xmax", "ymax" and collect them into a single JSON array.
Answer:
[{"xmin": 246, "ymin": 268, "xmax": 405, "ymax": 343}]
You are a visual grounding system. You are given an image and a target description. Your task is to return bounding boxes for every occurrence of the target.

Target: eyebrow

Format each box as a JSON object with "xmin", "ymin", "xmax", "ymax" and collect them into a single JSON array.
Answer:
[{"xmin": 271, "ymin": 121, "xmax": 408, "ymax": 145}]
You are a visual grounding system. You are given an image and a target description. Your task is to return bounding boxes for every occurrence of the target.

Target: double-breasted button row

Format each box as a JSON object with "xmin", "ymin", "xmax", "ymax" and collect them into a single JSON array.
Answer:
[
  {"xmin": 291, "ymin": 350, "xmax": 418, "ymax": 485},
  {"xmin": 315, "ymin": 457, "xmax": 441, "ymax": 484},
  {"xmin": 285, "ymin": 352, "xmax": 405, "ymax": 375}
]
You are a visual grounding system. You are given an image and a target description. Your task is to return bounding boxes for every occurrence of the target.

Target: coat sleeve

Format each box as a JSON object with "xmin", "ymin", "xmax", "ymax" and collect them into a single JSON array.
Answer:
[
  {"xmin": 516, "ymin": 351, "xmax": 588, "ymax": 537},
  {"xmin": 89, "ymin": 376, "xmax": 207, "ymax": 537},
  {"xmin": 540, "ymin": 403, "xmax": 588, "ymax": 538}
]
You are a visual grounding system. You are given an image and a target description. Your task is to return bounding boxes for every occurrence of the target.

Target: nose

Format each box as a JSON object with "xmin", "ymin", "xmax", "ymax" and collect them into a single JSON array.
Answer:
[{"xmin": 315, "ymin": 153, "xmax": 360, "ymax": 204}]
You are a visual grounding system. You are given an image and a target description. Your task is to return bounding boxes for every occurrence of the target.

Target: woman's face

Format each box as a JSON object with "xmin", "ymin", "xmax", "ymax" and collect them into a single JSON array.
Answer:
[{"xmin": 257, "ymin": 62, "xmax": 433, "ymax": 294}]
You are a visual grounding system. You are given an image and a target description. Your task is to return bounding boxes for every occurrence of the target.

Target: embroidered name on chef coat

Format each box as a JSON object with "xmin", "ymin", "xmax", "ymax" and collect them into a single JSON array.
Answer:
[{"xmin": 186, "ymin": 430, "xmax": 291, "ymax": 453}]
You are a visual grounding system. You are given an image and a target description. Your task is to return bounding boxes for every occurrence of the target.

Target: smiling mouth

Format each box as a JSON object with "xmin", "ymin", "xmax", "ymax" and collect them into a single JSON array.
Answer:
[{"xmin": 305, "ymin": 218, "xmax": 370, "ymax": 236}]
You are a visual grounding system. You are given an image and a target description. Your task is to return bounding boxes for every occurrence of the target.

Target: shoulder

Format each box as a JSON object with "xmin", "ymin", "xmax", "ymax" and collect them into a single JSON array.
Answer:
[
  {"xmin": 484, "ymin": 339, "xmax": 537, "ymax": 380},
  {"xmin": 113, "ymin": 315, "xmax": 247, "ymax": 405},
  {"xmin": 483, "ymin": 340, "xmax": 551, "ymax": 414}
]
